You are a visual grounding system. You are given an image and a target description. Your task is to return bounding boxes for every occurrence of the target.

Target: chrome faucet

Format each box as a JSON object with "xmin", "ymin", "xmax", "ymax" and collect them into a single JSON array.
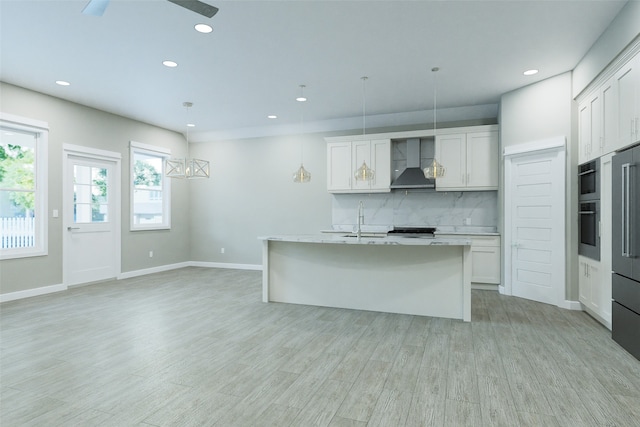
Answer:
[{"xmin": 356, "ymin": 200, "xmax": 364, "ymax": 239}]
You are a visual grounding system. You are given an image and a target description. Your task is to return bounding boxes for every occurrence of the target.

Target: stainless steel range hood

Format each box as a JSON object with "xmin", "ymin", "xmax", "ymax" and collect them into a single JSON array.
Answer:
[{"xmin": 390, "ymin": 138, "xmax": 435, "ymax": 189}]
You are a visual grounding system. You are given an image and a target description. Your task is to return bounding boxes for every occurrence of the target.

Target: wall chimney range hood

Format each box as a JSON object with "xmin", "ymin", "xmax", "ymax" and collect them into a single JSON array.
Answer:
[{"xmin": 390, "ymin": 138, "xmax": 435, "ymax": 189}]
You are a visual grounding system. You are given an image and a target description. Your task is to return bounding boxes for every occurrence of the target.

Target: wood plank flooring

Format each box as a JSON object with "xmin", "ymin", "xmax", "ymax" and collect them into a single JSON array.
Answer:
[{"xmin": 1, "ymin": 267, "xmax": 639, "ymax": 426}]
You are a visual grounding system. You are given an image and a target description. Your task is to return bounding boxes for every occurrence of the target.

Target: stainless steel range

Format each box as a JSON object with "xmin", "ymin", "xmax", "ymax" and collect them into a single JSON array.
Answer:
[{"xmin": 387, "ymin": 227, "xmax": 436, "ymax": 238}]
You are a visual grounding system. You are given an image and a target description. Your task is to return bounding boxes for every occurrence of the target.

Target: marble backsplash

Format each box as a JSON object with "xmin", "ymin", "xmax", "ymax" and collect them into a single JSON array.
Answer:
[{"xmin": 332, "ymin": 191, "xmax": 498, "ymax": 230}]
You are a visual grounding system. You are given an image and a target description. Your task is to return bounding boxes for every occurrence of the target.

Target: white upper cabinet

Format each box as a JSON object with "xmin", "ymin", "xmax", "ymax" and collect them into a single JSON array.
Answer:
[
  {"xmin": 327, "ymin": 142, "xmax": 352, "ymax": 191},
  {"xmin": 601, "ymin": 77, "xmax": 618, "ymax": 156},
  {"xmin": 327, "ymin": 139, "xmax": 391, "ymax": 193},
  {"xmin": 435, "ymin": 130, "xmax": 498, "ymax": 191},
  {"xmin": 616, "ymin": 52, "xmax": 640, "ymax": 148}
]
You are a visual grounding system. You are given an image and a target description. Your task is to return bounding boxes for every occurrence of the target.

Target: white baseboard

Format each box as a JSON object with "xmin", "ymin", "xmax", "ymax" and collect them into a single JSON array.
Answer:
[
  {"xmin": 0, "ymin": 283, "xmax": 67, "ymax": 303},
  {"xmin": 2, "ymin": 261, "xmax": 264, "ymax": 303},
  {"xmin": 471, "ymin": 283, "xmax": 499, "ymax": 291},
  {"xmin": 190, "ymin": 261, "xmax": 263, "ymax": 271},
  {"xmin": 117, "ymin": 262, "xmax": 191, "ymax": 280},
  {"xmin": 559, "ymin": 300, "xmax": 582, "ymax": 311}
]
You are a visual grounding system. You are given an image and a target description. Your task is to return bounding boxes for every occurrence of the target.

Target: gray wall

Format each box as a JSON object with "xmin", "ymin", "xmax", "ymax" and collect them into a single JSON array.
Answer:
[
  {"xmin": 499, "ymin": 72, "xmax": 577, "ymax": 301},
  {"xmin": 573, "ymin": 0, "xmax": 640, "ymax": 97},
  {"xmin": 188, "ymin": 133, "xmax": 333, "ymax": 265},
  {"xmin": 0, "ymin": 83, "xmax": 191, "ymax": 295}
]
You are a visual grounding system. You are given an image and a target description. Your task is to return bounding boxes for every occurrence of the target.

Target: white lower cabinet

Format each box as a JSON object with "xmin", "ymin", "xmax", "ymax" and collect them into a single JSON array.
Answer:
[
  {"xmin": 438, "ymin": 234, "xmax": 501, "ymax": 285},
  {"xmin": 578, "ymin": 255, "xmax": 611, "ymax": 329}
]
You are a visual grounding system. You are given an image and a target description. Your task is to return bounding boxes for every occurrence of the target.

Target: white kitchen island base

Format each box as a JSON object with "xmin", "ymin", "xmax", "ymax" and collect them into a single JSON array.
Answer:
[{"xmin": 260, "ymin": 236, "xmax": 472, "ymax": 321}]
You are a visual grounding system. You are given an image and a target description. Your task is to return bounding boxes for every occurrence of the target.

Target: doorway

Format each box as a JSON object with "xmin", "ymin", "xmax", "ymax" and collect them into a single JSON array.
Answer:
[
  {"xmin": 63, "ymin": 145, "xmax": 121, "ymax": 286},
  {"xmin": 503, "ymin": 137, "xmax": 566, "ymax": 306}
]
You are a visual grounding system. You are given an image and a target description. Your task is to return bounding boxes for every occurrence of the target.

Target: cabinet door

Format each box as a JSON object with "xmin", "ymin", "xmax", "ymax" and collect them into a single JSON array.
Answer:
[
  {"xmin": 370, "ymin": 139, "xmax": 391, "ymax": 192},
  {"xmin": 327, "ymin": 142, "xmax": 352, "ymax": 192},
  {"xmin": 471, "ymin": 246, "xmax": 501, "ymax": 284},
  {"xmin": 435, "ymin": 133, "xmax": 466, "ymax": 190},
  {"xmin": 578, "ymin": 101, "xmax": 591, "ymax": 164},
  {"xmin": 601, "ymin": 78, "xmax": 618, "ymax": 155},
  {"xmin": 616, "ymin": 53, "xmax": 640, "ymax": 148},
  {"xmin": 589, "ymin": 92, "xmax": 602, "ymax": 158},
  {"xmin": 578, "ymin": 258, "xmax": 591, "ymax": 306},
  {"xmin": 466, "ymin": 131, "xmax": 498, "ymax": 190}
]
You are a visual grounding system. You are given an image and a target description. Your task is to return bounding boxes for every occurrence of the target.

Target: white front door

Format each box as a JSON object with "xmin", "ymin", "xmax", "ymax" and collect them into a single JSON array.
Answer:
[
  {"xmin": 63, "ymin": 146, "xmax": 121, "ymax": 286},
  {"xmin": 504, "ymin": 138, "xmax": 565, "ymax": 306}
]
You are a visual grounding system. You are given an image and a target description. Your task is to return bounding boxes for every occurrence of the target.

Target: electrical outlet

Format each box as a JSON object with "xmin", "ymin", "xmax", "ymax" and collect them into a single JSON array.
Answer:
[
  {"xmin": 464, "ymin": 218, "xmax": 472, "ymax": 225},
  {"xmin": 149, "ymin": 250, "xmax": 153, "ymax": 258},
  {"xmin": 221, "ymin": 248, "xmax": 225, "ymax": 254}
]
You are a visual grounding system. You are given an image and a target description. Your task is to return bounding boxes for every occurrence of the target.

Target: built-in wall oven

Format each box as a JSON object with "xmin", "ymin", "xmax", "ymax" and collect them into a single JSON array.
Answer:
[
  {"xmin": 578, "ymin": 158, "xmax": 600, "ymax": 260},
  {"xmin": 579, "ymin": 158, "xmax": 600, "ymax": 200},
  {"xmin": 579, "ymin": 200, "xmax": 600, "ymax": 260}
]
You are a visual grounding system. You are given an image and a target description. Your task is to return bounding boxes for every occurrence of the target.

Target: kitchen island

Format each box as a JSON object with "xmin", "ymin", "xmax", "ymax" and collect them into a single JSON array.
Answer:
[{"xmin": 259, "ymin": 234, "xmax": 472, "ymax": 321}]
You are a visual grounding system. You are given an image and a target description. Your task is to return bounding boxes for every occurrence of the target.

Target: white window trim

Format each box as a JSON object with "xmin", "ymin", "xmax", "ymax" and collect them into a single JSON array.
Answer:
[
  {"xmin": 0, "ymin": 112, "xmax": 48, "ymax": 260},
  {"xmin": 130, "ymin": 141, "xmax": 171, "ymax": 231}
]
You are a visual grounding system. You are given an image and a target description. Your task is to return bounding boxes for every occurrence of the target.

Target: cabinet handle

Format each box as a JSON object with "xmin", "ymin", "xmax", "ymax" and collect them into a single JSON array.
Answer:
[
  {"xmin": 621, "ymin": 163, "xmax": 632, "ymax": 258},
  {"xmin": 633, "ymin": 119, "xmax": 636, "ymax": 139}
]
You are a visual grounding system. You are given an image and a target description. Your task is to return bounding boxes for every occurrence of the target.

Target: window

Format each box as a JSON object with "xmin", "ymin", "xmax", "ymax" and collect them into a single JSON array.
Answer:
[
  {"xmin": 130, "ymin": 141, "xmax": 171, "ymax": 230},
  {"xmin": 0, "ymin": 113, "xmax": 48, "ymax": 259}
]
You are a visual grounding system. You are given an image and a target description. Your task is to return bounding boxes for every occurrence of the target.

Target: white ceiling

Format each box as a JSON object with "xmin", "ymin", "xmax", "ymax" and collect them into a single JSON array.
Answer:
[{"xmin": 0, "ymin": 0, "xmax": 628, "ymax": 141}]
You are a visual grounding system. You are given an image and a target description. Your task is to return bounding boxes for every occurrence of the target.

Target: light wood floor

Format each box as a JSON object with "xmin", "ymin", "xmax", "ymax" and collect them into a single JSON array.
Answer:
[{"xmin": 1, "ymin": 267, "xmax": 639, "ymax": 426}]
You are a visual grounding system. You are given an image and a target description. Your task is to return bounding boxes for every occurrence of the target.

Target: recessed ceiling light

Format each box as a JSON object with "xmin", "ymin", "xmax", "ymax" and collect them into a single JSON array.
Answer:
[
  {"xmin": 163, "ymin": 60, "xmax": 178, "ymax": 68},
  {"xmin": 523, "ymin": 69, "xmax": 539, "ymax": 76},
  {"xmin": 267, "ymin": 115, "xmax": 277, "ymax": 119},
  {"xmin": 55, "ymin": 80, "xmax": 70, "ymax": 86},
  {"xmin": 195, "ymin": 23, "xmax": 213, "ymax": 33},
  {"xmin": 187, "ymin": 123, "xmax": 195, "ymax": 127}
]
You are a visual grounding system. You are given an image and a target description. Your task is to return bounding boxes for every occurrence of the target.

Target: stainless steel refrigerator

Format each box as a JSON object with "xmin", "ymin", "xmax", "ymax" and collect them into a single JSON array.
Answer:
[{"xmin": 612, "ymin": 143, "xmax": 640, "ymax": 360}]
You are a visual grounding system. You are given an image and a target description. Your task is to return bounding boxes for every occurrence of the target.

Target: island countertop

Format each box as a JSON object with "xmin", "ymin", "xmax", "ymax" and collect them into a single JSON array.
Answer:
[{"xmin": 258, "ymin": 234, "xmax": 471, "ymax": 246}]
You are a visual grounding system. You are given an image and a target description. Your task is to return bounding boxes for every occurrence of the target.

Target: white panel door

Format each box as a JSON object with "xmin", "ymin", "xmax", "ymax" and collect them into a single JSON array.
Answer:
[
  {"xmin": 506, "ymin": 146, "xmax": 565, "ymax": 306},
  {"xmin": 64, "ymin": 152, "xmax": 119, "ymax": 286}
]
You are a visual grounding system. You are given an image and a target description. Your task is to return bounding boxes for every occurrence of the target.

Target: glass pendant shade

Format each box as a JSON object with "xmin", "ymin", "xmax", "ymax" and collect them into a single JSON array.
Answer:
[
  {"xmin": 423, "ymin": 158, "xmax": 445, "ymax": 179},
  {"xmin": 293, "ymin": 163, "xmax": 311, "ymax": 183},
  {"xmin": 355, "ymin": 161, "xmax": 375, "ymax": 181}
]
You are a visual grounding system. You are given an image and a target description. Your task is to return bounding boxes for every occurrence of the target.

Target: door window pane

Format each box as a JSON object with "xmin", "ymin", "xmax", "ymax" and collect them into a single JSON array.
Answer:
[{"xmin": 74, "ymin": 166, "xmax": 108, "ymax": 223}]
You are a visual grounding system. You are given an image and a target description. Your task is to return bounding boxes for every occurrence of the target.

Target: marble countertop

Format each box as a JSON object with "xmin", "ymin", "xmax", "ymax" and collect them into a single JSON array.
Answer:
[
  {"xmin": 259, "ymin": 234, "xmax": 472, "ymax": 246},
  {"xmin": 322, "ymin": 225, "xmax": 499, "ymax": 236}
]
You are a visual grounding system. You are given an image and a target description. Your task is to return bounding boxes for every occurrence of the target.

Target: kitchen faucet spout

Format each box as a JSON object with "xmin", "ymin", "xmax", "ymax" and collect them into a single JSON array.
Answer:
[{"xmin": 356, "ymin": 200, "xmax": 364, "ymax": 239}]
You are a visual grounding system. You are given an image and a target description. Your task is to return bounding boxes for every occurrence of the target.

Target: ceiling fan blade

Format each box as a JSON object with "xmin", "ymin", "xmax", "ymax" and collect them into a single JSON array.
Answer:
[
  {"xmin": 167, "ymin": 0, "xmax": 219, "ymax": 18},
  {"xmin": 82, "ymin": 0, "xmax": 110, "ymax": 16}
]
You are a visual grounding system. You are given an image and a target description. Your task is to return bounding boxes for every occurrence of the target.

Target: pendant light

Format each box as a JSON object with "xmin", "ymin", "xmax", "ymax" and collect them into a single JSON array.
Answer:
[
  {"xmin": 166, "ymin": 102, "xmax": 210, "ymax": 179},
  {"xmin": 293, "ymin": 85, "xmax": 311, "ymax": 183},
  {"xmin": 423, "ymin": 67, "xmax": 446, "ymax": 180},
  {"xmin": 354, "ymin": 76, "xmax": 375, "ymax": 182}
]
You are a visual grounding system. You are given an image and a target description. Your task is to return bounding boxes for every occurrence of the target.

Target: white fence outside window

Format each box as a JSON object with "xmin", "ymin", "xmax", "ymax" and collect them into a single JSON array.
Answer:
[{"xmin": 1, "ymin": 217, "xmax": 35, "ymax": 249}]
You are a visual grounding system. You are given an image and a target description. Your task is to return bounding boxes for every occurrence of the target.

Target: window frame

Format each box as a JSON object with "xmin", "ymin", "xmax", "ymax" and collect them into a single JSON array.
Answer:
[
  {"xmin": 0, "ymin": 112, "xmax": 48, "ymax": 260},
  {"xmin": 129, "ymin": 141, "xmax": 171, "ymax": 231}
]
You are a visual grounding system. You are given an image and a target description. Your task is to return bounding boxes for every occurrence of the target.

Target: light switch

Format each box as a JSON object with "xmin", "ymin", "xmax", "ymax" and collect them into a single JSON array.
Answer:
[{"xmin": 52, "ymin": 209, "xmax": 59, "ymax": 218}]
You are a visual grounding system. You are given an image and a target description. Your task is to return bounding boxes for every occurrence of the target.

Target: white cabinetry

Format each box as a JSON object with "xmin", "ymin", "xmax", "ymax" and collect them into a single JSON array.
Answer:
[
  {"xmin": 578, "ymin": 77, "xmax": 619, "ymax": 164},
  {"xmin": 578, "ymin": 256, "xmax": 610, "ymax": 328},
  {"xmin": 327, "ymin": 139, "xmax": 391, "ymax": 193},
  {"xmin": 435, "ymin": 131, "xmax": 498, "ymax": 191},
  {"xmin": 437, "ymin": 234, "xmax": 501, "ymax": 285},
  {"xmin": 615, "ymin": 52, "xmax": 640, "ymax": 148},
  {"xmin": 578, "ymin": 152, "xmax": 613, "ymax": 330}
]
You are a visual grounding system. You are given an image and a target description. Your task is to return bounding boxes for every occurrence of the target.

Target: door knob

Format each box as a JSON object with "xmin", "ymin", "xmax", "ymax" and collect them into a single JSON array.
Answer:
[{"xmin": 67, "ymin": 226, "xmax": 80, "ymax": 231}]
